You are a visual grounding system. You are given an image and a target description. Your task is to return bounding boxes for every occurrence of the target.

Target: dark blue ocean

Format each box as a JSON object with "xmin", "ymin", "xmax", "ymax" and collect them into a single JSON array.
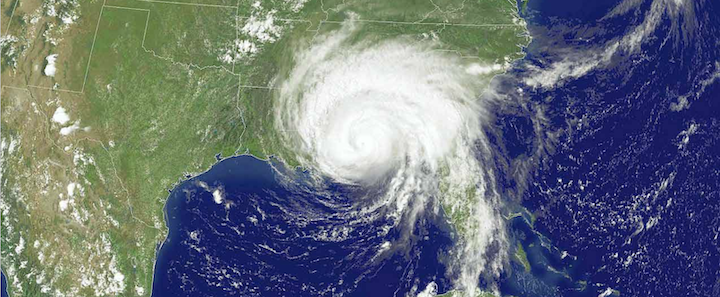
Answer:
[
  {"xmin": 151, "ymin": 155, "xmax": 456, "ymax": 296},
  {"xmin": 498, "ymin": 0, "xmax": 720, "ymax": 296},
  {"xmin": 1, "ymin": 271, "xmax": 7, "ymax": 297},
  {"xmin": 151, "ymin": 0, "xmax": 720, "ymax": 296}
]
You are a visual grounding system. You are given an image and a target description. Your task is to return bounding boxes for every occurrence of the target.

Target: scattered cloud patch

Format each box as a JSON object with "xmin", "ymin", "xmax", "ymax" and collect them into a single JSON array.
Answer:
[
  {"xmin": 524, "ymin": 42, "xmax": 618, "ymax": 88},
  {"xmin": 44, "ymin": 54, "xmax": 58, "ymax": 77},
  {"xmin": 416, "ymin": 282, "xmax": 438, "ymax": 297},
  {"xmin": 52, "ymin": 106, "xmax": 70, "ymax": 125},
  {"xmin": 599, "ymin": 287, "xmax": 615, "ymax": 297},
  {"xmin": 67, "ymin": 182, "xmax": 77, "ymax": 197},
  {"xmin": 677, "ymin": 122, "xmax": 698, "ymax": 149},
  {"xmin": 242, "ymin": 10, "xmax": 282, "ymax": 43},
  {"xmin": 196, "ymin": 181, "xmax": 226, "ymax": 205},
  {"xmin": 670, "ymin": 95, "xmax": 689, "ymax": 111},
  {"xmin": 59, "ymin": 199, "xmax": 70, "ymax": 211},
  {"xmin": 60, "ymin": 122, "xmax": 80, "ymax": 136},
  {"xmin": 212, "ymin": 189, "xmax": 224, "ymax": 204},
  {"xmin": 466, "ymin": 63, "xmax": 503, "ymax": 75},
  {"xmin": 219, "ymin": 4, "xmax": 290, "ymax": 64}
]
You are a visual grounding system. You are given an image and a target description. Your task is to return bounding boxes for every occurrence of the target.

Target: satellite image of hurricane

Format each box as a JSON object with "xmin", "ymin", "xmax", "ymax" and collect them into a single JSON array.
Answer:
[{"xmin": 1, "ymin": 0, "xmax": 719, "ymax": 297}]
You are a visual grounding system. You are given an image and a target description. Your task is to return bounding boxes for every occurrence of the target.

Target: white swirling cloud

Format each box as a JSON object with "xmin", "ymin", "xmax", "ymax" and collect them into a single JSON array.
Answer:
[{"xmin": 274, "ymin": 20, "xmax": 507, "ymax": 295}]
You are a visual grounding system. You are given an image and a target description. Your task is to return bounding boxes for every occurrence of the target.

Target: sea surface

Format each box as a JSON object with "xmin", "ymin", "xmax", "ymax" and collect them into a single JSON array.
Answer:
[
  {"xmin": 508, "ymin": 0, "xmax": 720, "ymax": 296},
  {"xmin": 151, "ymin": 155, "xmax": 455, "ymax": 296},
  {"xmin": 2, "ymin": 271, "xmax": 8, "ymax": 297},
  {"xmin": 151, "ymin": 0, "xmax": 720, "ymax": 296}
]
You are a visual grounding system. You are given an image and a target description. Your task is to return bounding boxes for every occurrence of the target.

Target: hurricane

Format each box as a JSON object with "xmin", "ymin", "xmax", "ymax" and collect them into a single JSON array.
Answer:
[{"xmin": 274, "ymin": 20, "xmax": 507, "ymax": 295}]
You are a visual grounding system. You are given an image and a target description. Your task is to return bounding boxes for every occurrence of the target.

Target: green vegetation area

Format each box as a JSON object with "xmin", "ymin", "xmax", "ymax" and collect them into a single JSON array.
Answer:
[
  {"xmin": 515, "ymin": 243, "xmax": 531, "ymax": 272},
  {"xmin": 1, "ymin": 0, "xmax": 529, "ymax": 295}
]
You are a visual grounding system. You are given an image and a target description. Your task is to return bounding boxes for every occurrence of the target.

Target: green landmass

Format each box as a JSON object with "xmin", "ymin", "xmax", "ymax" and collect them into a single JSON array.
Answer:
[
  {"xmin": 515, "ymin": 243, "xmax": 531, "ymax": 272},
  {"xmin": 1, "ymin": 0, "xmax": 530, "ymax": 295}
]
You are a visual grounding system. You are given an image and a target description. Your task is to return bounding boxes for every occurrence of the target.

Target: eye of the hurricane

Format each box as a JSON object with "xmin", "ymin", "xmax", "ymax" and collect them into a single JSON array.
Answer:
[
  {"xmin": 315, "ymin": 90, "xmax": 412, "ymax": 183},
  {"xmin": 276, "ymin": 38, "xmax": 481, "ymax": 185}
]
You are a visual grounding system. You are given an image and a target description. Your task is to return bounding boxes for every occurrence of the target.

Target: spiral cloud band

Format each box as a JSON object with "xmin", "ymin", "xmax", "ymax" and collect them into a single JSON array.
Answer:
[{"xmin": 275, "ymin": 21, "xmax": 506, "ymax": 295}]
